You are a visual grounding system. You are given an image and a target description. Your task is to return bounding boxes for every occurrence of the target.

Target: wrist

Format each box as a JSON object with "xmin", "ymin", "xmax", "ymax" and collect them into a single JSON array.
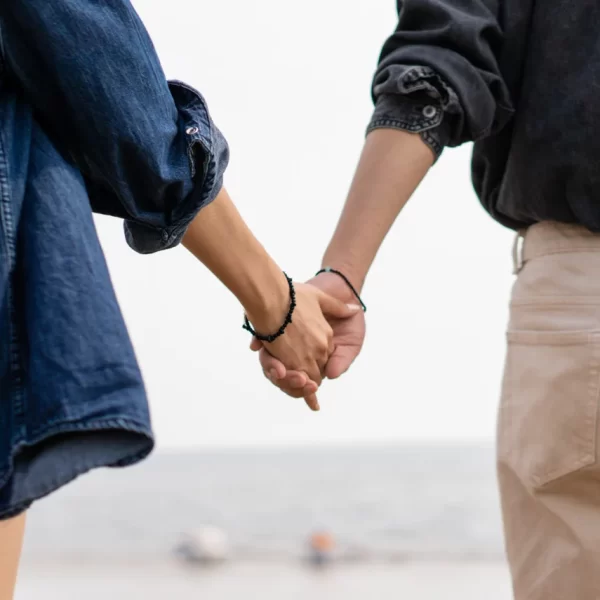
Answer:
[
  {"xmin": 241, "ymin": 259, "xmax": 291, "ymax": 333},
  {"xmin": 320, "ymin": 255, "xmax": 366, "ymax": 294},
  {"xmin": 314, "ymin": 266, "xmax": 367, "ymax": 312}
]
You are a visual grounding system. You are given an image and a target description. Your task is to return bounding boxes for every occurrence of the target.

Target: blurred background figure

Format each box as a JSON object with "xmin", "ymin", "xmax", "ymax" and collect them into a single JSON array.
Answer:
[
  {"xmin": 308, "ymin": 531, "xmax": 335, "ymax": 567},
  {"xmin": 175, "ymin": 526, "xmax": 230, "ymax": 565}
]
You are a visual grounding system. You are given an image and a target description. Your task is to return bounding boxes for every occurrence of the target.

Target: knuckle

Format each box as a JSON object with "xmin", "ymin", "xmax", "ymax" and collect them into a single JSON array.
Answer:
[
  {"xmin": 312, "ymin": 371, "xmax": 323, "ymax": 386},
  {"xmin": 318, "ymin": 337, "xmax": 329, "ymax": 354},
  {"xmin": 284, "ymin": 387, "xmax": 304, "ymax": 398}
]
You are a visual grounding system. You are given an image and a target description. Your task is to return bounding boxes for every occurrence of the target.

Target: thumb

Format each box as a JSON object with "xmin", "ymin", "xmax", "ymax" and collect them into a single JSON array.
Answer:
[
  {"xmin": 325, "ymin": 347, "xmax": 358, "ymax": 380},
  {"xmin": 318, "ymin": 293, "xmax": 362, "ymax": 319},
  {"xmin": 249, "ymin": 337, "xmax": 262, "ymax": 352}
]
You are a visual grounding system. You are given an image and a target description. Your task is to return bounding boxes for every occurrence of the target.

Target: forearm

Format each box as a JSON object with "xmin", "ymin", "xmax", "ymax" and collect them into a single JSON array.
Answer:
[
  {"xmin": 322, "ymin": 129, "xmax": 434, "ymax": 290},
  {"xmin": 182, "ymin": 189, "xmax": 288, "ymax": 328}
]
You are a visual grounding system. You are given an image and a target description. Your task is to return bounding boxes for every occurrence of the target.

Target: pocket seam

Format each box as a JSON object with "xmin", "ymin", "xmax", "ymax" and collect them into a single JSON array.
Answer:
[
  {"xmin": 512, "ymin": 297, "xmax": 600, "ymax": 307},
  {"xmin": 507, "ymin": 330, "xmax": 600, "ymax": 346}
]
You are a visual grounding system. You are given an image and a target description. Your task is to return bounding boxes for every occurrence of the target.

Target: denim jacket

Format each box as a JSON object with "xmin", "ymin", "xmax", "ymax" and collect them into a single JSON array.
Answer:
[
  {"xmin": 0, "ymin": 0, "xmax": 228, "ymax": 518},
  {"xmin": 369, "ymin": 0, "xmax": 600, "ymax": 231}
]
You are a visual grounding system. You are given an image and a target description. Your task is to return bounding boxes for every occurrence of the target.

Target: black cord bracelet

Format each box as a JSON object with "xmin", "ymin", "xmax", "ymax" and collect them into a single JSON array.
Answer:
[
  {"xmin": 315, "ymin": 267, "xmax": 367, "ymax": 312},
  {"xmin": 242, "ymin": 272, "xmax": 296, "ymax": 343}
]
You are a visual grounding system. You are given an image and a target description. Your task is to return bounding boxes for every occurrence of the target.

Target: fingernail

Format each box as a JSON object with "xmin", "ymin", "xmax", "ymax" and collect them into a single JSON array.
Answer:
[
  {"xmin": 269, "ymin": 369, "xmax": 279, "ymax": 380},
  {"xmin": 346, "ymin": 304, "xmax": 361, "ymax": 311}
]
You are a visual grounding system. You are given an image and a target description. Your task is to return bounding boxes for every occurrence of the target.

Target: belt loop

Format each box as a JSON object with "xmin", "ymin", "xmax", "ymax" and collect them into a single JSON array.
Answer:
[{"xmin": 512, "ymin": 231, "xmax": 524, "ymax": 275}]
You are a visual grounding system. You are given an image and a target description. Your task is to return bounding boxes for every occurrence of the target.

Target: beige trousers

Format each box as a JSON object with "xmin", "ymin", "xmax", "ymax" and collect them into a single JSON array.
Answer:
[{"xmin": 499, "ymin": 221, "xmax": 600, "ymax": 599}]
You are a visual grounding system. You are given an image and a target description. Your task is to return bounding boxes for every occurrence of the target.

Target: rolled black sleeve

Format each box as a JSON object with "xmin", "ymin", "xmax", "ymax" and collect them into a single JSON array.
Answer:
[{"xmin": 368, "ymin": 0, "xmax": 514, "ymax": 159}]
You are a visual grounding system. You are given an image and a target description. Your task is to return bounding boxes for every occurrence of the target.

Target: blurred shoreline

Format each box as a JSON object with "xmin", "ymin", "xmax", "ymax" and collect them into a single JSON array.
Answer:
[
  {"xmin": 22, "ymin": 444, "xmax": 503, "ymax": 563},
  {"xmin": 16, "ymin": 560, "xmax": 512, "ymax": 600},
  {"xmin": 18, "ymin": 445, "xmax": 509, "ymax": 599}
]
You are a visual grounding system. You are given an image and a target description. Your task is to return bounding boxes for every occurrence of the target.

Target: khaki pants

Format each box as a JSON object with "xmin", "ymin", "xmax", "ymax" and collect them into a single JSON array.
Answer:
[{"xmin": 499, "ymin": 222, "xmax": 600, "ymax": 599}]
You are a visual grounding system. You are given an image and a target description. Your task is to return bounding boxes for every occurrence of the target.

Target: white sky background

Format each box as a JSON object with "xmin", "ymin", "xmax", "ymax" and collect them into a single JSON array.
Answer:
[{"xmin": 94, "ymin": 0, "xmax": 515, "ymax": 448}]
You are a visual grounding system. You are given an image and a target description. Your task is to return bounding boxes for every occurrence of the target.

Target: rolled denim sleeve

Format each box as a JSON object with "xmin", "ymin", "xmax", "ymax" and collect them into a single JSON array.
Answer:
[
  {"xmin": 368, "ymin": 0, "xmax": 514, "ymax": 159},
  {"xmin": 0, "ymin": 0, "xmax": 229, "ymax": 253},
  {"xmin": 123, "ymin": 81, "xmax": 229, "ymax": 253}
]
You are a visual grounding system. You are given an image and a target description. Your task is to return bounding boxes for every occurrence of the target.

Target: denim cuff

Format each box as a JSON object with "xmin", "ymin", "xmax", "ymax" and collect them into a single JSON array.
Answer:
[
  {"xmin": 125, "ymin": 81, "xmax": 230, "ymax": 254},
  {"xmin": 367, "ymin": 66, "xmax": 460, "ymax": 161}
]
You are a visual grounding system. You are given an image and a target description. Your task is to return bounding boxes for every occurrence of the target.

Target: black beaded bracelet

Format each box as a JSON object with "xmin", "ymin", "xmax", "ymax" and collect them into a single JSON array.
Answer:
[
  {"xmin": 242, "ymin": 272, "xmax": 296, "ymax": 343},
  {"xmin": 315, "ymin": 267, "xmax": 367, "ymax": 312}
]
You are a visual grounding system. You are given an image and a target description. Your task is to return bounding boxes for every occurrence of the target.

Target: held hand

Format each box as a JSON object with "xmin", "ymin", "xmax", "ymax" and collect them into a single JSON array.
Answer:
[
  {"xmin": 251, "ymin": 272, "xmax": 366, "ymax": 408},
  {"xmin": 247, "ymin": 281, "xmax": 360, "ymax": 409}
]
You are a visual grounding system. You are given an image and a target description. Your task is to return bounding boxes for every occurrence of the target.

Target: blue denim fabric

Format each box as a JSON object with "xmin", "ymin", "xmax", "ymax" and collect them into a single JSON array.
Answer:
[
  {"xmin": 0, "ymin": 0, "xmax": 229, "ymax": 518},
  {"xmin": 368, "ymin": 0, "xmax": 600, "ymax": 232}
]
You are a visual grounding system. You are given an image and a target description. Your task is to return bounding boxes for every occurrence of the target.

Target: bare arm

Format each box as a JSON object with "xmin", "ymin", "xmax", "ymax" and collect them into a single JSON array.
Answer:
[
  {"xmin": 183, "ymin": 188, "xmax": 290, "ymax": 328},
  {"xmin": 321, "ymin": 128, "xmax": 434, "ymax": 290}
]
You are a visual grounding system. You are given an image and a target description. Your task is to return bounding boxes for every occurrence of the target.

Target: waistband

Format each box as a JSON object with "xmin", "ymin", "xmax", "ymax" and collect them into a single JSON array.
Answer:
[{"xmin": 513, "ymin": 222, "xmax": 600, "ymax": 274}]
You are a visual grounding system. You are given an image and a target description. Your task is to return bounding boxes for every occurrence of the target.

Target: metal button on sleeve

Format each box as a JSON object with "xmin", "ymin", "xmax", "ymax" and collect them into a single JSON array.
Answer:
[
  {"xmin": 422, "ymin": 105, "xmax": 437, "ymax": 119},
  {"xmin": 186, "ymin": 126, "xmax": 199, "ymax": 135}
]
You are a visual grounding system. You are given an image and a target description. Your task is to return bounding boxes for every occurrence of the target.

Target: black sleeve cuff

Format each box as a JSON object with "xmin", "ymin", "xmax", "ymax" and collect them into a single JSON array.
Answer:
[{"xmin": 367, "ymin": 66, "xmax": 461, "ymax": 161}]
